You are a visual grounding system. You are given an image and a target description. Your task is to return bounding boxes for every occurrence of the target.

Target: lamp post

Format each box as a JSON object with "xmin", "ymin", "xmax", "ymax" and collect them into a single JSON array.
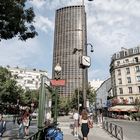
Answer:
[
  {"xmin": 81, "ymin": 0, "xmax": 94, "ymax": 108},
  {"xmin": 73, "ymin": 43, "xmax": 94, "ymax": 109},
  {"xmin": 82, "ymin": 43, "xmax": 94, "ymax": 108},
  {"xmin": 53, "ymin": 63, "xmax": 62, "ymax": 124}
]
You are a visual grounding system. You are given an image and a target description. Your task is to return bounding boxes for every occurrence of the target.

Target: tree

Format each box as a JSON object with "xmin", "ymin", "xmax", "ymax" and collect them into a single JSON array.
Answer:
[
  {"xmin": 59, "ymin": 96, "xmax": 71, "ymax": 115},
  {"xmin": 0, "ymin": 66, "xmax": 24, "ymax": 104},
  {"xmin": 71, "ymin": 89, "xmax": 83, "ymax": 110},
  {"xmin": 20, "ymin": 89, "xmax": 39, "ymax": 107},
  {"xmin": 71, "ymin": 85, "xmax": 96, "ymax": 111},
  {"xmin": 0, "ymin": 0, "xmax": 37, "ymax": 41},
  {"xmin": 86, "ymin": 85, "xmax": 96, "ymax": 105}
]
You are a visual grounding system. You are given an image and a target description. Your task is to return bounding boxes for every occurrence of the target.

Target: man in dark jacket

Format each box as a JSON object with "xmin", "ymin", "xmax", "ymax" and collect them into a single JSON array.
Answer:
[{"xmin": 0, "ymin": 113, "xmax": 6, "ymax": 138}]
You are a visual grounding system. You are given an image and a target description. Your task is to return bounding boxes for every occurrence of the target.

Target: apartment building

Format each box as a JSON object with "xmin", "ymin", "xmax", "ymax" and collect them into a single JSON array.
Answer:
[
  {"xmin": 109, "ymin": 46, "xmax": 140, "ymax": 114},
  {"xmin": 6, "ymin": 66, "xmax": 48, "ymax": 91}
]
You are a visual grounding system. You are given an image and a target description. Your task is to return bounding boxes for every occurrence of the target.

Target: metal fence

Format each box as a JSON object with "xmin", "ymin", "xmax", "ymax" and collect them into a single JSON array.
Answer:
[
  {"xmin": 103, "ymin": 121, "xmax": 123, "ymax": 140},
  {"xmin": 26, "ymin": 128, "xmax": 45, "ymax": 140}
]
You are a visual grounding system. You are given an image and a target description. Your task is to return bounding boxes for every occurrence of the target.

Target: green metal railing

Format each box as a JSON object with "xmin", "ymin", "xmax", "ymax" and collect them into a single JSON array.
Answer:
[{"xmin": 26, "ymin": 127, "xmax": 45, "ymax": 140}]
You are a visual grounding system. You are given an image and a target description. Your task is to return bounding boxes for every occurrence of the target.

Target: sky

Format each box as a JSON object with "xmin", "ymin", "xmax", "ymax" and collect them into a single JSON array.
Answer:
[{"xmin": 0, "ymin": 0, "xmax": 140, "ymax": 81}]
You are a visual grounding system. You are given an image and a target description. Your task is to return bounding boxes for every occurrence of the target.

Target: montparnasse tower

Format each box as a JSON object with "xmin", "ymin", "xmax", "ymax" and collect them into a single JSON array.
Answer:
[{"xmin": 52, "ymin": 5, "xmax": 88, "ymax": 99}]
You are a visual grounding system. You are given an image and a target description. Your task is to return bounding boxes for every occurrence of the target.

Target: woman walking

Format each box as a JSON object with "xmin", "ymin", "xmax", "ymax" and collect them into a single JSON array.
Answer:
[{"xmin": 79, "ymin": 109, "xmax": 90, "ymax": 140}]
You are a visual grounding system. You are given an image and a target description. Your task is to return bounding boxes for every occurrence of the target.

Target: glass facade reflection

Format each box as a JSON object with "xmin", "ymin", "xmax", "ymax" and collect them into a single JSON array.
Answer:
[{"xmin": 52, "ymin": 5, "xmax": 87, "ymax": 97}]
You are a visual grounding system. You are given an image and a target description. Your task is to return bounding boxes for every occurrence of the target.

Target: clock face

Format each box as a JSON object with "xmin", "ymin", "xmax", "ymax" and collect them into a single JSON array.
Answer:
[{"xmin": 82, "ymin": 56, "xmax": 91, "ymax": 67}]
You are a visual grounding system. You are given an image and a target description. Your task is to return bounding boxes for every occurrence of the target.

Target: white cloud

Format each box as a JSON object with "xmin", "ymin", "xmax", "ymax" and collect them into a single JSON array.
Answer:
[
  {"xmin": 0, "ymin": 38, "xmax": 43, "ymax": 68},
  {"xmin": 88, "ymin": 68, "xmax": 110, "ymax": 81},
  {"xmin": 35, "ymin": 15, "xmax": 54, "ymax": 33},
  {"xmin": 29, "ymin": 0, "xmax": 46, "ymax": 8}
]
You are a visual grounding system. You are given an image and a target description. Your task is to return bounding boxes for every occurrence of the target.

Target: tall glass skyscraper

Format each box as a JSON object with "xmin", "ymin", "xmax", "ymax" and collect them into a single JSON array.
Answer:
[{"xmin": 52, "ymin": 5, "xmax": 88, "ymax": 98}]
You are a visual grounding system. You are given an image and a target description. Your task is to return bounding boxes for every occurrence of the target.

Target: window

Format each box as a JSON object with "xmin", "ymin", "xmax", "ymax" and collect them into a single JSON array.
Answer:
[
  {"xmin": 120, "ymin": 97, "xmax": 124, "ymax": 103},
  {"xmin": 134, "ymin": 57, "xmax": 139, "ymax": 63},
  {"xmin": 135, "ymin": 66, "xmax": 140, "ymax": 72},
  {"xmin": 125, "ymin": 59, "xmax": 129, "ymax": 63},
  {"xmin": 116, "ymin": 53, "xmax": 120, "ymax": 59},
  {"xmin": 128, "ymin": 87, "xmax": 132, "ymax": 93},
  {"xmin": 27, "ymin": 80, "xmax": 33, "ymax": 84},
  {"xmin": 117, "ymin": 61, "xmax": 120, "ymax": 66},
  {"xmin": 127, "ymin": 77, "xmax": 131, "ymax": 83},
  {"xmin": 118, "ymin": 78, "xmax": 122, "ymax": 84},
  {"xmin": 124, "ymin": 51, "xmax": 127, "ymax": 56},
  {"xmin": 136, "ymin": 76, "xmax": 140, "ymax": 82},
  {"xmin": 119, "ymin": 88, "xmax": 123, "ymax": 94},
  {"xmin": 138, "ymin": 86, "xmax": 140, "ymax": 93},
  {"xmin": 129, "ymin": 97, "xmax": 134, "ymax": 103},
  {"xmin": 117, "ymin": 69, "xmax": 121, "ymax": 75},
  {"xmin": 126, "ymin": 68, "xmax": 130, "ymax": 74}
]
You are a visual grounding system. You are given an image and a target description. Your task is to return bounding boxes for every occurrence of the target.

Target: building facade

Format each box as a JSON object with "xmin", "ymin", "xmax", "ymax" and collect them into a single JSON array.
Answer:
[
  {"xmin": 7, "ymin": 66, "xmax": 48, "ymax": 91},
  {"xmin": 109, "ymin": 46, "xmax": 140, "ymax": 114},
  {"xmin": 52, "ymin": 5, "xmax": 88, "ymax": 97},
  {"xmin": 96, "ymin": 78, "xmax": 111, "ymax": 109}
]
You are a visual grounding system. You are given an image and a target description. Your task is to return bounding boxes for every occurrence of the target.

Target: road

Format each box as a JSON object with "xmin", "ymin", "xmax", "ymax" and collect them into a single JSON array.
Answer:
[{"xmin": 107, "ymin": 118, "xmax": 140, "ymax": 140}]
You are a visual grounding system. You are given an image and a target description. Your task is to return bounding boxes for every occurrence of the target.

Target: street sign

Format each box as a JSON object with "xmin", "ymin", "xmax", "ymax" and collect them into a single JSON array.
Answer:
[{"xmin": 50, "ymin": 79, "xmax": 65, "ymax": 86}]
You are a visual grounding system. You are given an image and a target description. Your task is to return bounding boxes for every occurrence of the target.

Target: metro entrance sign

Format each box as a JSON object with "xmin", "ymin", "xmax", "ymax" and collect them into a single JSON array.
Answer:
[{"xmin": 50, "ymin": 79, "xmax": 65, "ymax": 86}]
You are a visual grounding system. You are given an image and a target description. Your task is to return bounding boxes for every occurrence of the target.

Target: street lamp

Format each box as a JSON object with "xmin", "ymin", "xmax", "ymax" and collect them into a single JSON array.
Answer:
[
  {"xmin": 81, "ymin": 0, "xmax": 94, "ymax": 108},
  {"xmin": 54, "ymin": 63, "xmax": 62, "ymax": 124},
  {"xmin": 82, "ymin": 43, "xmax": 94, "ymax": 108},
  {"xmin": 73, "ymin": 43, "xmax": 94, "ymax": 109}
]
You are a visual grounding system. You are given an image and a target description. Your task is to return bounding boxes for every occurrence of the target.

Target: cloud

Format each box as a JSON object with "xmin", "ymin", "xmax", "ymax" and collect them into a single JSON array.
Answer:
[
  {"xmin": 35, "ymin": 15, "xmax": 54, "ymax": 33},
  {"xmin": 88, "ymin": 68, "xmax": 110, "ymax": 81},
  {"xmin": 0, "ymin": 38, "xmax": 43, "ymax": 68},
  {"xmin": 29, "ymin": 0, "xmax": 46, "ymax": 8}
]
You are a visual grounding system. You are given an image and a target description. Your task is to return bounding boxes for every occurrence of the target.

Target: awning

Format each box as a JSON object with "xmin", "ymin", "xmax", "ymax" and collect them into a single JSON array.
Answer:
[{"xmin": 108, "ymin": 105, "xmax": 138, "ymax": 112}]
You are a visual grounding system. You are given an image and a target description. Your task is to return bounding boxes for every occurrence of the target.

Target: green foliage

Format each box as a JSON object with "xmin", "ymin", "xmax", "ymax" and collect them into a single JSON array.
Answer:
[
  {"xmin": 0, "ymin": 66, "xmax": 23, "ymax": 104},
  {"xmin": 70, "ymin": 85, "xmax": 96, "ymax": 110},
  {"xmin": 71, "ymin": 89, "xmax": 83, "ymax": 110},
  {"xmin": 59, "ymin": 96, "xmax": 71, "ymax": 115},
  {"xmin": 86, "ymin": 85, "xmax": 96, "ymax": 104},
  {"xmin": 20, "ymin": 89, "xmax": 39, "ymax": 107},
  {"xmin": 0, "ymin": 66, "xmax": 39, "ymax": 109},
  {"xmin": 0, "ymin": 0, "xmax": 37, "ymax": 41}
]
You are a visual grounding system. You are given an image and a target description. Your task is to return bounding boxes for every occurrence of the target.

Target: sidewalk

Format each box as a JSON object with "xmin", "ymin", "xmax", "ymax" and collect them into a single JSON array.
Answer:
[{"xmin": 58, "ymin": 115, "xmax": 116, "ymax": 140}]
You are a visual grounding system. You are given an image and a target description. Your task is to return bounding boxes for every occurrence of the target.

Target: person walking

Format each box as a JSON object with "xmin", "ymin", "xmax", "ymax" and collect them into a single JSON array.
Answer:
[
  {"xmin": 22, "ymin": 110, "xmax": 30, "ymax": 136},
  {"xmin": 0, "ymin": 113, "xmax": 6, "ymax": 140},
  {"xmin": 73, "ymin": 109, "xmax": 79, "ymax": 137},
  {"xmin": 79, "ymin": 109, "xmax": 90, "ymax": 140},
  {"xmin": 45, "ymin": 110, "xmax": 51, "ymax": 127}
]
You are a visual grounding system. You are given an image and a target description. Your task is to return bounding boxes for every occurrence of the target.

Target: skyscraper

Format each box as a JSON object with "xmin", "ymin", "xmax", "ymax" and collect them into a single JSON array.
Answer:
[{"xmin": 52, "ymin": 5, "xmax": 88, "ymax": 98}]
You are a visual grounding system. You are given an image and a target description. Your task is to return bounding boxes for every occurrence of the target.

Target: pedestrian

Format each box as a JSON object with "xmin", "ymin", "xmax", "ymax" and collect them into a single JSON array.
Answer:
[
  {"xmin": 45, "ymin": 110, "xmax": 51, "ymax": 127},
  {"xmin": 79, "ymin": 109, "xmax": 90, "ymax": 140},
  {"xmin": 18, "ymin": 116, "xmax": 25, "ymax": 138},
  {"xmin": 0, "ymin": 113, "xmax": 6, "ymax": 139},
  {"xmin": 73, "ymin": 109, "xmax": 79, "ymax": 137},
  {"xmin": 22, "ymin": 110, "xmax": 30, "ymax": 136},
  {"xmin": 13, "ymin": 115, "xmax": 16, "ymax": 124}
]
